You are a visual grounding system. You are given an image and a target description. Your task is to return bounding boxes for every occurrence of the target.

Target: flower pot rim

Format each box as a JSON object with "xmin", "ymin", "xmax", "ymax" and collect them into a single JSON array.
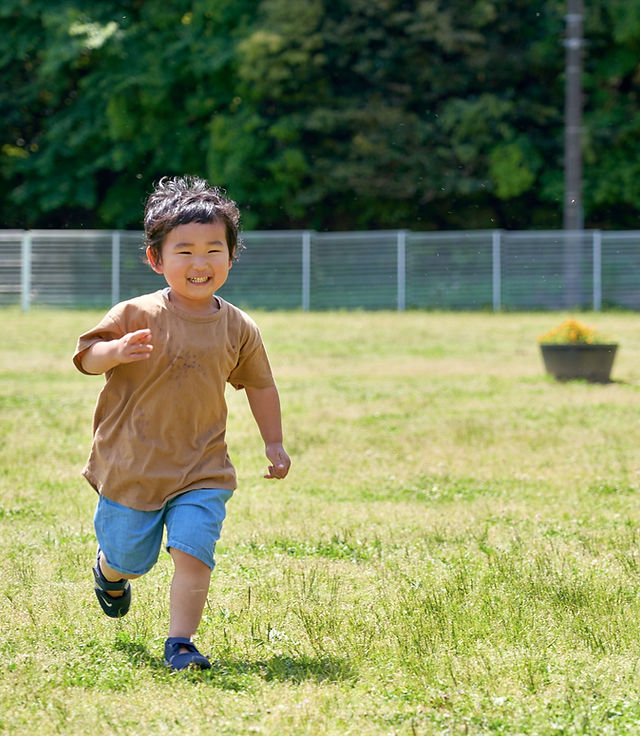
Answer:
[{"xmin": 539, "ymin": 342, "xmax": 618, "ymax": 348}]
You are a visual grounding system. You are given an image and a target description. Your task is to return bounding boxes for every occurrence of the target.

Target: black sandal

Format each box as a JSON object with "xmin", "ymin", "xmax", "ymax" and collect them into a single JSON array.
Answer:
[
  {"xmin": 92, "ymin": 550, "xmax": 131, "ymax": 618},
  {"xmin": 164, "ymin": 637, "xmax": 211, "ymax": 670}
]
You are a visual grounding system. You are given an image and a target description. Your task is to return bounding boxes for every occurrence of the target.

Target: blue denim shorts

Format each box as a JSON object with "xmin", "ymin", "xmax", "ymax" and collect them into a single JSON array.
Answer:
[{"xmin": 93, "ymin": 488, "xmax": 233, "ymax": 576}]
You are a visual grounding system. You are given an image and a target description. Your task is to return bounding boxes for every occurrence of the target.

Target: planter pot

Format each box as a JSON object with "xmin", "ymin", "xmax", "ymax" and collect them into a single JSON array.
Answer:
[{"xmin": 539, "ymin": 343, "xmax": 618, "ymax": 383}]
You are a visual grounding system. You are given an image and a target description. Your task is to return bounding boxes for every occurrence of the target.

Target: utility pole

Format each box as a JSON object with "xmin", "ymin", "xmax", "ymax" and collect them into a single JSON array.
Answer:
[{"xmin": 563, "ymin": 0, "xmax": 584, "ymax": 306}]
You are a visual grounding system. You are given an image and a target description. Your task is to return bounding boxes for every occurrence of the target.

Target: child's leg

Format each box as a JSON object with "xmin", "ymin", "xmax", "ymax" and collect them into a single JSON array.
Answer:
[
  {"xmin": 163, "ymin": 488, "xmax": 232, "ymax": 664},
  {"xmin": 168, "ymin": 547, "xmax": 211, "ymax": 640},
  {"xmin": 93, "ymin": 495, "xmax": 164, "ymax": 614},
  {"xmin": 98, "ymin": 551, "xmax": 141, "ymax": 597}
]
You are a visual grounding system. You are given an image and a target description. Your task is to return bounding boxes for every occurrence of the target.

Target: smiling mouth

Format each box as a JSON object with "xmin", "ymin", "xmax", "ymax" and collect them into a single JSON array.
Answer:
[{"xmin": 188, "ymin": 276, "xmax": 210, "ymax": 284}]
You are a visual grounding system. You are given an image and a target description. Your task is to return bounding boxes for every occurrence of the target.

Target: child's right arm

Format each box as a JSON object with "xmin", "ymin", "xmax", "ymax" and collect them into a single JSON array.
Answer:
[{"xmin": 80, "ymin": 329, "xmax": 153, "ymax": 375}]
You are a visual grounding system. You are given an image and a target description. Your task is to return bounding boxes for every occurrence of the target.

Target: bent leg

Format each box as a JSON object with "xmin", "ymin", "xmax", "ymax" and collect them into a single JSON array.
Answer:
[
  {"xmin": 94, "ymin": 495, "xmax": 165, "ymax": 596},
  {"xmin": 98, "ymin": 551, "xmax": 141, "ymax": 597},
  {"xmin": 92, "ymin": 549, "xmax": 136, "ymax": 618}
]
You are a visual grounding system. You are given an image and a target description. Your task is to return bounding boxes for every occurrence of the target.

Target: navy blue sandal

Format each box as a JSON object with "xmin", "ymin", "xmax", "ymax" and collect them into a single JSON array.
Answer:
[
  {"xmin": 164, "ymin": 637, "xmax": 211, "ymax": 671},
  {"xmin": 92, "ymin": 550, "xmax": 131, "ymax": 618}
]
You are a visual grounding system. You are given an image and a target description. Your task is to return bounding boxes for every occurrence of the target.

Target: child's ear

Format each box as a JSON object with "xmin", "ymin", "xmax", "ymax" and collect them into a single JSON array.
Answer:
[{"xmin": 146, "ymin": 246, "xmax": 163, "ymax": 274}]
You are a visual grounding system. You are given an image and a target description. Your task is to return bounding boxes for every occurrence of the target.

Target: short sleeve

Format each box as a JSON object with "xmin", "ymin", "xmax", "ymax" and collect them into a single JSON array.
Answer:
[
  {"xmin": 72, "ymin": 311, "xmax": 124, "ymax": 374},
  {"xmin": 227, "ymin": 322, "xmax": 275, "ymax": 391}
]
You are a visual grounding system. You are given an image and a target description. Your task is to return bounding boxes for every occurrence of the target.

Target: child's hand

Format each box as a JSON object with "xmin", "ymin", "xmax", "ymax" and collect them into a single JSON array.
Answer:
[
  {"xmin": 114, "ymin": 329, "xmax": 154, "ymax": 364},
  {"xmin": 264, "ymin": 442, "xmax": 291, "ymax": 480},
  {"xmin": 80, "ymin": 329, "xmax": 153, "ymax": 374}
]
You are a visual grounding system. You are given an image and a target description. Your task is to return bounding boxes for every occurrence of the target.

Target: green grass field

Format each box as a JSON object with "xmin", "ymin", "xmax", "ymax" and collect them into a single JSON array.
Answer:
[{"xmin": 2, "ymin": 307, "xmax": 640, "ymax": 735}]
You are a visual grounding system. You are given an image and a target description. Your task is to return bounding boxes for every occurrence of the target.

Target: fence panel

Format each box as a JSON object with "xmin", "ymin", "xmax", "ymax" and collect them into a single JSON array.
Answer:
[
  {"xmin": 501, "ymin": 231, "xmax": 594, "ymax": 310},
  {"xmin": 0, "ymin": 231, "xmax": 22, "ymax": 306},
  {"xmin": 117, "ymin": 231, "xmax": 163, "ymax": 302},
  {"xmin": 2, "ymin": 228, "xmax": 640, "ymax": 312},
  {"xmin": 218, "ymin": 231, "xmax": 305, "ymax": 310},
  {"xmin": 407, "ymin": 231, "xmax": 494, "ymax": 310},
  {"xmin": 601, "ymin": 232, "xmax": 640, "ymax": 310},
  {"xmin": 30, "ymin": 230, "xmax": 113, "ymax": 308},
  {"xmin": 309, "ymin": 231, "xmax": 398, "ymax": 310}
]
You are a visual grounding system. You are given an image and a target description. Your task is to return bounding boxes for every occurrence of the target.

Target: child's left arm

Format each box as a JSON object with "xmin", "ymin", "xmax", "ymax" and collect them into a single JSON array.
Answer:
[{"xmin": 245, "ymin": 385, "xmax": 291, "ymax": 480}]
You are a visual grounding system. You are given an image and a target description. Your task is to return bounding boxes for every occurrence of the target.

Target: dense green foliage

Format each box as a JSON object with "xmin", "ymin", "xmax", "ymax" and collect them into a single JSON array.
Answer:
[{"xmin": 2, "ymin": 1, "xmax": 640, "ymax": 230}]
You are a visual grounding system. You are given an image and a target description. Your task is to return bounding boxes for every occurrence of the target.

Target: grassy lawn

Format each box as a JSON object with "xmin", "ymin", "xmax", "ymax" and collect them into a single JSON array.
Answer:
[{"xmin": 2, "ymin": 307, "xmax": 640, "ymax": 734}]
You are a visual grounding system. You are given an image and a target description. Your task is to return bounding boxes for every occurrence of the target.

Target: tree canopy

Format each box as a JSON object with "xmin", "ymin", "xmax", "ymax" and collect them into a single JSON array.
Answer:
[{"xmin": 1, "ymin": 0, "xmax": 640, "ymax": 230}]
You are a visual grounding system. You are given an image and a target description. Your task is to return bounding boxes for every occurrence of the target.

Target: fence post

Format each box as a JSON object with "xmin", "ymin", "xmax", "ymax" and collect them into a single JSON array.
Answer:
[
  {"xmin": 21, "ymin": 231, "xmax": 32, "ymax": 312},
  {"xmin": 301, "ymin": 231, "xmax": 311, "ymax": 311},
  {"xmin": 397, "ymin": 230, "xmax": 407, "ymax": 311},
  {"xmin": 592, "ymin": 229, "xmax": 601, "ymax": 311},
  {"xmin": 492, "ymin": 229, "xmax": 502, "ymax": 312},
  {"xmin": 111, "ymin": 230, "xmax": 121, "ymax": 305}
]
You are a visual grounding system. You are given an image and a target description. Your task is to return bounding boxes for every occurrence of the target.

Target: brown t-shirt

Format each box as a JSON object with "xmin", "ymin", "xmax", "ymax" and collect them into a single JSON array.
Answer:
[{"xmin": 73, "ymin": 289, "xmax": 275, "ymax": 510}]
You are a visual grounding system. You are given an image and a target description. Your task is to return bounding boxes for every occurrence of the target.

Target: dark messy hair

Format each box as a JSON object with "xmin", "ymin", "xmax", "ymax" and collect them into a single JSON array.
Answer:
[{"xmin": 143, "ymin": 175, "xmax": 242, "ymax": 265}]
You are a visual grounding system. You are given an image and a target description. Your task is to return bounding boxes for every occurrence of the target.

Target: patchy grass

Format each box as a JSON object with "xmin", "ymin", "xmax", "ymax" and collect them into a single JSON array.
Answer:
[{"xmin": 2, "ymin": 307, "xmax": 640, "ymax": 734}]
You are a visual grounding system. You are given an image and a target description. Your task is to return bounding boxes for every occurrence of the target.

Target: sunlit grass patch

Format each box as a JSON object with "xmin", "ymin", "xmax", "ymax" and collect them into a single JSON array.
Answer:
[{"xmin": 3, "ymin": 308, "xmax": 640, "ymax": 734}]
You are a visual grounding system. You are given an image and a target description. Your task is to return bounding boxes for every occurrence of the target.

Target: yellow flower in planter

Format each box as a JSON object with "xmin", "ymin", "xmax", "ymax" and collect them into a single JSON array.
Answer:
[
  {"xmin": 538, "ymin": 318, "xmax": 608, "ymax": 345},
  {"xmin": 538, "ymin": 318, "xmax": 618, "ymax": 383}
]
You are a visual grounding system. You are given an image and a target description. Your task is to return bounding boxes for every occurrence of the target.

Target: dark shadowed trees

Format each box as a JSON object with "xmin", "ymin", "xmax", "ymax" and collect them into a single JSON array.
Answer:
[{"xmin": 1, "ymin": 0, "xmax": 640, "ymax": 230}]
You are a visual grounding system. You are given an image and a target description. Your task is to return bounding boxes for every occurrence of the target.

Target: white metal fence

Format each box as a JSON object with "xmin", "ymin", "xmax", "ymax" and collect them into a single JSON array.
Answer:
[{"xmin": 1, "ymin": 229, "xmax": 639, "ymax": 311}]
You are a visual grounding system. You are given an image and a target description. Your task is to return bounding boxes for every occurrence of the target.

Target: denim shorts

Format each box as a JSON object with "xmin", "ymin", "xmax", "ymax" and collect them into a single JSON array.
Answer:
[{"xmin": 93, "ymin": 488, "xmax": 233, "ymax": 576}]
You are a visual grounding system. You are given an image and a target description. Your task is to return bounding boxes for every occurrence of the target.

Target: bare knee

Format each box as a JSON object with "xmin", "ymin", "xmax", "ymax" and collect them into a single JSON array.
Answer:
[
  {"xmin": 99, "ymin": 552, "xmax": 142, "ymax": 581},
  {"xmin": 169, "ymin": 547, "xmax": 210, "ymax": 573}
]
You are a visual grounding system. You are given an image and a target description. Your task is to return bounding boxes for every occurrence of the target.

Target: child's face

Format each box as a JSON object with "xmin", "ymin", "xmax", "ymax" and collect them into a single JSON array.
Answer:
[{"xmin": 147, "ymin": 221, "xmax": 232, "ymax": 315}]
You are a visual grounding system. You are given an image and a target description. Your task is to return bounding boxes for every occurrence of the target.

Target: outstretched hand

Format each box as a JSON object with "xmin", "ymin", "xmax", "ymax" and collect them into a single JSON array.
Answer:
[
  {"xmin": 80, "ymin": 328, "xmax": 154, "ymax": 375},
  {"xmin": 114, "ymin": 329, "xmax": 154, "ymax": 364},
  {"xmin": 264, "ymin": 442, "xmax": 291, "ymax": 480}
]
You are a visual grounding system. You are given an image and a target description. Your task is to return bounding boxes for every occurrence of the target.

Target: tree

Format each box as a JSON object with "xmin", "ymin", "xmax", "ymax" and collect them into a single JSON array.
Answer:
[
  {"xmin": 2, "ymin": 0, "xmax": 640, "ymax": 231},
  {"xmin": 581, "ymin": 0, "xmax": 640, "ymax": 228},
  {"xmin": 204, "ymin": 0, "xmax": 568, "ymax": 229},
  {"xmin": 0, "ymin": 0, "xmax": 251, "ymax": 228}
]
